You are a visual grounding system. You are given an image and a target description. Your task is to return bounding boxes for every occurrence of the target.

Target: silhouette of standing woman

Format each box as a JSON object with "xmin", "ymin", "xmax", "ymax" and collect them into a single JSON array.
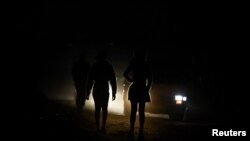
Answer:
[
  {"xmin": 72, "ymin": 53, "xmax": 90, "ymax": 112},
  {"xmin": 86, "ymin": 50, "xmax": 117, "ymax": 134},
  {"xmin": 124, "ymin": 49, "xmax": 152, "ymax": 137}
]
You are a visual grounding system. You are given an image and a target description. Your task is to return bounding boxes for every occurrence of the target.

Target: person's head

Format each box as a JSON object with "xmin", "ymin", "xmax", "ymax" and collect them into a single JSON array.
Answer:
[{"xmin": 95, "ymin": 50, "xmax": 107, "ymax": 60}]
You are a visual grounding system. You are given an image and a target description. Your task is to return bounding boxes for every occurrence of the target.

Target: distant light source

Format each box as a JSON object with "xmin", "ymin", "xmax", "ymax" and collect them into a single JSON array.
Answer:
[
  {"xmin": 175, "ymin": 95, "xmax": 187, "ymax": 104},
  {"xmin": 182, "ymin": 96, "xmax": 187, "ymax": 101},
  {"xmin": 175, "ymin": 95, "xmax": 183, "ymax": 101},
  {"xmin": 176, "ymin": 100, "xmax": 182, "ymax": 104}
]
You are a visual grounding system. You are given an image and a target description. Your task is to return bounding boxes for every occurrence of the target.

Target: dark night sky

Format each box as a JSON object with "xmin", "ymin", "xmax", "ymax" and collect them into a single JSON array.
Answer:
[
  {"xmin": 37, "ymin": 1, "xmax": 225, "ymax": 82},
  {"xmin": 37, "ymin": 1, "xmax": 199, "ymax": 85}
]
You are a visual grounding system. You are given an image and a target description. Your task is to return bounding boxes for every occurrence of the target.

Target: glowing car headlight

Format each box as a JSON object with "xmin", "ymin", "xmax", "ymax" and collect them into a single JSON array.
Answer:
[
  {"xmin": 182, "ymin": 96, "xmax": 187, "ymax": 101},
  {"xmin": 175, "ymin": 95, "xmax": 187, "ymax": 104}
]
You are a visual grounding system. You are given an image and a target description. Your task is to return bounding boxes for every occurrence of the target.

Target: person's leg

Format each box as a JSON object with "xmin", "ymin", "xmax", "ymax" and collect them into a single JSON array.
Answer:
[
  {"xmin": 139, "ymin": 102, "xmax": 145, "ymax": 134},
  {"xmin": 94, "ymin": 101, "xmax": 101, "ymax": 131},
  {"xmin": 75, "ymin": 85, "xmax": 82, "ymax": 110},
  {"xmin": 130, "ymin": 101, "xmax": 137, "ymax": 135},
  {"xmin": 76, "ymin": 93, "xmax": 81, "ymax": 110},
  {"xmin": 101, "ymin": 95, "xmax": 109, "ymax": 134},
  {"xmin": 76, "ymin": 88, "xmax": 85, "ymax": 111}
]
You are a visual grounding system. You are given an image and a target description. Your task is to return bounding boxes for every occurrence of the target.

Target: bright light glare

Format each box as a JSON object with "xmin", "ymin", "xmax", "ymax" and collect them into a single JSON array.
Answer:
[
  {"xmin": 175, "ymin": 95, "xmax": 183, "ymax": 101},
  {"xmin": 182, "ymin": 96, "xmax": 187, "ymax": 101},
  {"xmin": 175, "ymin": 95, "xmax": 187, "ymax": 104},
  {"xmin": 108, "ymin": 83, "xmax": 124, "ymax": 115},
  {"xmin": 84, "ymin": 83, "xmax": 124, "ymax": 115},
  {"xmin": 176, "ymin": 100, "xmax": 182, "ymax": 104}
]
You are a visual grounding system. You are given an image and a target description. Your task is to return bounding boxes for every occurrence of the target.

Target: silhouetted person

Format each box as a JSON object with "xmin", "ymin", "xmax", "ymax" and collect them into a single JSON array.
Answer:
[
  {"xmin": 86, "ymin": 50, "xmax": 117, "ymax": 134},
  {"xmin": 123, "ymin": 49, "xmax": 152, "ymax": 137},
  {"xmin": 72, "ymin": 53, "xmax": 90, "ymax": 112}
]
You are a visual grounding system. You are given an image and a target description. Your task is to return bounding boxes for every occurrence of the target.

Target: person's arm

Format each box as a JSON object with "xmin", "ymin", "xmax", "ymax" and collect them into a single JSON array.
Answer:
[
  {"xmin": 146, "ymin": 73, "xmax": 153, "ymax": 92},
  {"xmin": 110, "ymin": 65, "xmax": 117, "ymax": 101},
  {"xmin": 123, "ymin": 62, "xmax": 133, "ymax": 82}
]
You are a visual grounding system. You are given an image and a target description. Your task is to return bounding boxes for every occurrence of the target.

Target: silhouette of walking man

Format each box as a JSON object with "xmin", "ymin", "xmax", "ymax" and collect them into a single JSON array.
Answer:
[
  {"xmin": 72, "ymin": 52, "xmax": 90, "ymax": 112},
  {"xmin": 86, "ymin": 50, "xmax": 117, "ymax": 134},
  {"xmin": 123, "ymin": 48, "xmax": 152, "ymax": 137}
]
